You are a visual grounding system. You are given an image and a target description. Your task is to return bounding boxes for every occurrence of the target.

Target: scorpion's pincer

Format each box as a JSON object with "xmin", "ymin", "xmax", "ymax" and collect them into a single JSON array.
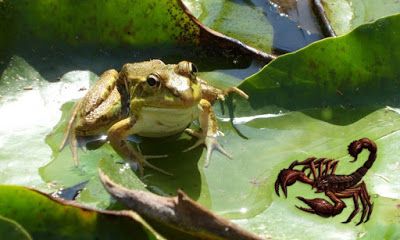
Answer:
[
  {"xmin": 296, "ymin": 196, "xmax": 345, "ymax": 217},
  {"xmin": 275, "ymin": 169, "xmax": 306, "ymax": 197}
]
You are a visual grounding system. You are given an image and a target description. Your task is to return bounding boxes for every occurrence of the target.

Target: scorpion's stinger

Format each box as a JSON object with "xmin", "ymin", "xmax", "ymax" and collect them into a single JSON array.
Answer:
[{"xmin": 348, "ymin": 140, "xmax": 362, "ymax": 160}]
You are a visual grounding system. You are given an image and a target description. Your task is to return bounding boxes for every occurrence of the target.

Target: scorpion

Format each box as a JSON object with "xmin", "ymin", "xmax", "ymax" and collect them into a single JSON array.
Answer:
[{"xmin": 275, "ymin": 138, "xmax": 376, "ymax": 225}]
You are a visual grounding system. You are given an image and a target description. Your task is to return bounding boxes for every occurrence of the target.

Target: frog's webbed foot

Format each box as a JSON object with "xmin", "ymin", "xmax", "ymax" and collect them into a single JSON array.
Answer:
[
  {"xmin": 108, "ymin": 118, "xmax": 173, "ymax": 176},
  {"xmin": 183, "ymin": 99, "xmax": 232, "ymax": 167},
  {"xmin": 184, "ymin": 129, "xmax": 232, "ymax": 167},
  {"xmin": 133, "ymin": 155, "xmax": 172, "ymax": 176},
  {"xmin": 135, "ymin": 146, "xmax": 171, "ymax": 176},
  {"xmin": 119, "ymin": 150, "xmax": 172, "ymax": 176}
]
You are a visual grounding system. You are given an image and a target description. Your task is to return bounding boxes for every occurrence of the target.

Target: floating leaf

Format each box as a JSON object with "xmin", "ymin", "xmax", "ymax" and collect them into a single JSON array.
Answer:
[
  {"xmin": 182, "ymin": 0, "xmax": 323, "ymax": 53},
  {"xmin": 0, "ymin": 0, "xmax": 273, "ymax": 62},
  {"xmin": 0, "ymin": 185, "xmax": 163, "ymax": 239},
  {"xmin": 0, "ymin": 215, "xmax": 32, "ymax": 240},
  {"xmin": 321, "ymin": 0, "xmax": 400, "ymax": 35},
  {"xmin": 240, "ymin": 14, "xmax": 400, "ymax": 111}
]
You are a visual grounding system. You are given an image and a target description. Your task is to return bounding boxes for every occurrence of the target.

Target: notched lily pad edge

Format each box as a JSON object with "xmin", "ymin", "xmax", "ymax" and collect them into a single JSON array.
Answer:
[{"xmin": 178, "ymin": 0, "xmax": 277, "ymax": 63}]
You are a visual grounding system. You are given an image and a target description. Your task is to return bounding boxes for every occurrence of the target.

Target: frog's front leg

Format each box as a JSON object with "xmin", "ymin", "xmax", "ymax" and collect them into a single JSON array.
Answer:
[
  {"xmin": 107, "ymin": 118, "xmax": 172, "ymax": 176},
  {"xmin": 199, "ymin": 79, "xmax": 249, "ymax": 103},
  {"xmin": 184, "ymin": 99, "xmax": 232, "ymax": 167}
]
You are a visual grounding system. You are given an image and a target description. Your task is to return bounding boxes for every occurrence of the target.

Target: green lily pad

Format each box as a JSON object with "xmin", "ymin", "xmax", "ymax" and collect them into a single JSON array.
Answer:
[
  {"xmin": 0, "ymin": 215, "xmax": 32, "ymax": 240},
  {"xmin": 182, "ymin": 0, "xmax": 274, "ymax": 53},
  {"xmin": 182, "ymin": 0, "xmax": 324, "ymax": 53},
  {"xmin": 322, "ymin": 0, "xmax": 400, "ymax": 35},
  {"xmin": 43, "ymin": 14, "xmax": 400, "ymax": 239},
  {"xmin": 233, "ymin": 14, "xmax": 400, "ymax": 238},
  {"xmin": 0, "ymin": 185, "xmax": 163, "ymax": 239},
  {"xmin": 0, "ymin": 0, "xmax": 271, "ymax": 63}
]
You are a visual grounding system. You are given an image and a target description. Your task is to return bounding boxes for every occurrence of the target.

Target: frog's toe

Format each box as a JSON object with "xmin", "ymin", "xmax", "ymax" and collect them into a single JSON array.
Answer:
[
  {"xmin": 183, "ymin": 138, "xmax": 204, "ymax": 152},
  {"xmin": 143, "ymin": 154, "xmax": 168, "ymax": 159},
  {"xmin": 204, "ymin": 136, "xmax": 232, "ymax": 167},
  {"xmin": 184, "ymin": 128, "xmax": 202, "ymax": 138},
  {"xmin": 142, "ymin": 159, "xmax": 173, "ymax": 176},
  {"xmin": 224, "ymin": 87, "xmax": 249, "ymax": 100}
]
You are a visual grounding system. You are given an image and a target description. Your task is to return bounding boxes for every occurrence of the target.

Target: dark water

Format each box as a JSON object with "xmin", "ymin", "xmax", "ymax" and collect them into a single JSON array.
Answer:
[{"xmin": 267, "ymin": 0, "xmax": 324, "ymax": 53}]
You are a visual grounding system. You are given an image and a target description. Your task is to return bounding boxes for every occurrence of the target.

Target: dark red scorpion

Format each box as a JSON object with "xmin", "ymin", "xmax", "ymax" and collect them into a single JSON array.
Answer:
[{"xmin": 275, "ymin": 138, "xmax": 376, "ymax": 225}]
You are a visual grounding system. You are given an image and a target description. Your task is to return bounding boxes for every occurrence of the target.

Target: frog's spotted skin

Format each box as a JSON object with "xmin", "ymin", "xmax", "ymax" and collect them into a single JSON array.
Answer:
[{"xmin": 60, "ymin": 60, "xmax": 248, "ymax": 176}]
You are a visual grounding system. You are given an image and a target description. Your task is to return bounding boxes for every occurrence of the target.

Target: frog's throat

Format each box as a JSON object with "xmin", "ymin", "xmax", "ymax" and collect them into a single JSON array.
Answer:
[{"xmin": 134, "ymin": 105, "xmax": 199, "ymax": 137}]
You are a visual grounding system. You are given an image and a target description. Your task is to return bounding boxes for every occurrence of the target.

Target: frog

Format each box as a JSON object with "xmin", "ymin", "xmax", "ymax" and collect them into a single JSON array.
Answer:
[{"xmin": 59, "ymin": 60, "xmax": 248, "ymax": 176}]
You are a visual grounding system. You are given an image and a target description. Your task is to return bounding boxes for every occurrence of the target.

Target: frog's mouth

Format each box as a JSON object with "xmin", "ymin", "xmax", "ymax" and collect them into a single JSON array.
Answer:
[
  {"xmin": 143, "ymin": 86, "xmax": 201, "ymax": 109},
  {"xmin": 143, "ymin": 97, "xmax": 200, "ymax": 109}
]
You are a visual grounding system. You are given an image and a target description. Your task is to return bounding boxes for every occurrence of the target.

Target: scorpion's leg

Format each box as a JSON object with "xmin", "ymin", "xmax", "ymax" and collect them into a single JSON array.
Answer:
[
  {"xmin": 330, "ymin": 160, "xmax": 339, "ymax": 175},
  {"xmin": 323, "ymin": 159, "xmax": 334, "ymax": 176},
  {"xmin": 336, "ymin": 189, "xmax": 360, "ymax": 224},
  {"xmin": 291, "ymin": 157, "xmax": 319, "ymax": 179},
  {"xmin": 359, "ymin": 182, "xmax": 373, "ymax": 223},
  {"xmin": 335, "ymin": 182, "xmax": 372, "ymax": 225},
  {"xmin": 291, "ymin": 157, "xmax": 317, "ymax": 168},
  {"xmin": 311, "ymin": 158, "xmax": 325, "ymax": 179},
  {"xmin": 317, "ymin": 158, "xmax": 327, "ymax": 178},
  {"xmin": 358, "ymin": 189, "xmax": 369, "ymax": 225}
]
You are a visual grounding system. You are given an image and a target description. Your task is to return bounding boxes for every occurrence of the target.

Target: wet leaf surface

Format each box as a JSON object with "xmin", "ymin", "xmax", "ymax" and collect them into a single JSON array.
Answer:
[
  {"xmin": 182, "ymin": 0, "xmax": 323, "ymax": 53},
  {"xmin": 0, "ymin": 215, "xmax": 32, "ymax": 240},
  {"xmin": 322, "ymin": 0, "xmax": 400, "ymax": 35}
]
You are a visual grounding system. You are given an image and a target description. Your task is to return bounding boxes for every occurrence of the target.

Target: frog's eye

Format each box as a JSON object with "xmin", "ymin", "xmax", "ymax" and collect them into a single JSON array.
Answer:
[
  {"xmin": 190, "ymin": 63, "xmax": 198, "ymax": 74},
  {"xmin": 146, "ymin": 74, "xmax": 160, "ymax": 87}
]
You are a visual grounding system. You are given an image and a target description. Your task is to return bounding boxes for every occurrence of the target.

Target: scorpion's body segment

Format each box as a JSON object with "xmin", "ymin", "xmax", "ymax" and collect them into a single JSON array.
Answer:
[{"xmin": 275, "ymin": 138, "xmax": 377, "ymax": 225}]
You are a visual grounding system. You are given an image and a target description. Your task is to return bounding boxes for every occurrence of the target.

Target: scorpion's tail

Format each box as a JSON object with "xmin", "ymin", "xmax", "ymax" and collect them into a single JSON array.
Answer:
[{"xmin": 348, "ymin": 138, "xmax": 377, "ymax": 182}]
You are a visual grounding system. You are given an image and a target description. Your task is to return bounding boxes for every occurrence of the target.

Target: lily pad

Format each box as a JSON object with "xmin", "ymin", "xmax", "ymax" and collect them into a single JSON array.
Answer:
[
  {"xmin": 321, "ymin": 0, "xmax": 400, "ymax": 35},
  {"xmin": 0, "ymin": 215, "xmax": 32, "ymax": 240},
  {"xmin": 0, "ymin": 0, "xmax": 272, "ymax": 62},
  {"xmin": 182, "ymin": 0, "xmax": 274, "ymax": 53},
  {"xmin": 182, "ymin": 0, "xmax": 323, "ymax": 53},
  {"xmin": 234, "ymin": 14, "xmax": 400, "ymax": 238},
  {"xmin": 0, "ymin": 185, "xmax": 163, "ymax": 239},
  {"xmin": 42, "ymin": 14, "xmax": 400, "ymax": 239}
]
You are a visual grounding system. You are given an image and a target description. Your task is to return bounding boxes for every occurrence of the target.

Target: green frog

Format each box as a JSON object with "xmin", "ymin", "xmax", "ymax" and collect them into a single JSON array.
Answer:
[{"xmin": 60, "ymin": 60, "xmax": 248, "ymax": 175}]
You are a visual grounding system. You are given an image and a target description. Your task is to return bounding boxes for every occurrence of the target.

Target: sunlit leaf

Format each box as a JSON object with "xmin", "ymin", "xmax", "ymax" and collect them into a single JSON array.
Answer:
[
  {"xmin": 0, "ymin": 185, "xmax": 163, "ymax": 239},
  {"xmin": 322, "ymin": 0, "xmax": 400, "ymax": 35},
  {"xmin": 182, "ymin": 0, "xmax": 323, "ymax": 53},
  {"xmin": 0, "ymin": 215, "xmax": 32, "ymax": 240}
]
